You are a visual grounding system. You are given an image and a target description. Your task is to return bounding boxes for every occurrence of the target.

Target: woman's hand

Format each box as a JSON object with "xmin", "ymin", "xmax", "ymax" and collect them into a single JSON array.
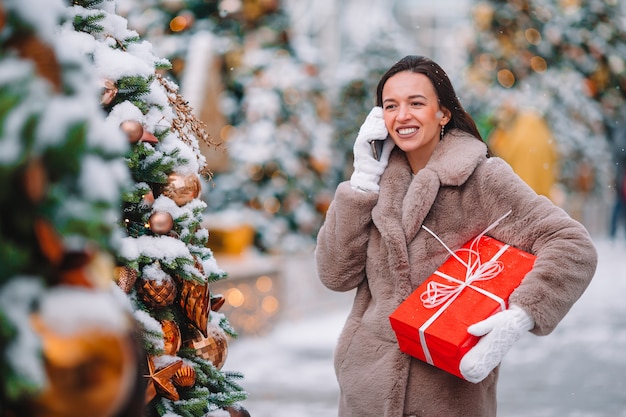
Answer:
[
  {"xmin": 350, "ymin": 107, "xmax": 395, "ymax": 193},
  {"xmin": 459, "ymin": 304, "xmax": 534, "ymax": 383}
]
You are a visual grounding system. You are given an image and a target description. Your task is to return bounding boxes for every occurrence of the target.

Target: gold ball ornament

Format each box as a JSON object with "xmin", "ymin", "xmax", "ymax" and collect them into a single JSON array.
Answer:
[
  {"xmin": 120, "ymin": 120, "xmax": 144, "ymax": 143},
  {"xmin": 163, "ymin": 172, "xmax": 201, "ymax": 206},
  {"xmin": 172, "ymin": 363, "xmax": 196, "ymax": 388},
  {"xmin": 137, "ymin": 276, "xmax": 177, "ymax": 308},
  {"xmin": 161, "ymin": 320, "xmax": 182, "ymax": 356},
  {"xmin": 28, "ymin": 315, "xmax": 138, "ymax": 417},
  {"xmin": 148, "ymin": 211, "xmax": 174, "ymax": 235},
  {"xmin": 185, "ymin": 322, "xmax": 229, "ymax": 369}
]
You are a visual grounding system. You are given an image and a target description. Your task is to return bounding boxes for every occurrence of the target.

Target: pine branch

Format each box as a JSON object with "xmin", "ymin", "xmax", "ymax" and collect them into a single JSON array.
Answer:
[
  {"xmin": 72, "ymin": 12, "xmax": 106, "ymax": 34},
  {"xmin": 156, "ymin": 74, "xmax": 221, "ymax": 178}
]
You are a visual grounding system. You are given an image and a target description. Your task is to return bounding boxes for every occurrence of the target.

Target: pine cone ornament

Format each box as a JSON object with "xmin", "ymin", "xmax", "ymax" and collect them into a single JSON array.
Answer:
[
  {"xmin": 137, "ymin": 276, "xmax": 177, "ymax": 308},
  {"xmin": 6, "ymin": 33, "xmax": 61, "ymax": 91},
  {"xmin": 114, "ymin": 266, "xmax": 138, "ymax": 293}
]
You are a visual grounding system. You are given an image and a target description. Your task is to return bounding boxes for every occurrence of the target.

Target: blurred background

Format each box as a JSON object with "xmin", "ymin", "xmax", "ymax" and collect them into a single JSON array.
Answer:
[{"xmin": 112, "ymin": 0, "xmax": 625, "ymax": 330}]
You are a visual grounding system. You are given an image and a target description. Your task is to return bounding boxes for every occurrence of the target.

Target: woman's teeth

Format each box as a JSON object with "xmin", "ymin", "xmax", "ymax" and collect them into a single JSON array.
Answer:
[{"xmin": 398, "ymin": 127, "xmax": 417, "ymax": 135}]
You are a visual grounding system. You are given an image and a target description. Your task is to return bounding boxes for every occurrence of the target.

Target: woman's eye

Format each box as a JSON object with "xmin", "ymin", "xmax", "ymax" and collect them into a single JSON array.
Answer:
[
  {"xmin": 411, "ymin": 101, "xmax": 424, "ymax": 107},
  {"xmin": 384, "ymin": 104, "xmax": 396, "ymax": 110}
]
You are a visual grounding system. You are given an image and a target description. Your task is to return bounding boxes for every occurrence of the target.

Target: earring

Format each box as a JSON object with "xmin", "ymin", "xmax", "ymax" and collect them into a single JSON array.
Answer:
[{"xmin": 440, "ymin": 124, "xmax": 445, "ymax": 140}]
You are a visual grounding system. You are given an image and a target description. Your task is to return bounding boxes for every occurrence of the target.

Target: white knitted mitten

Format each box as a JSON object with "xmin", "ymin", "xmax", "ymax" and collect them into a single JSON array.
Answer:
[
  {"xmin": 350, "ymin": 107, "xmax": 394, "ymax": 192},
  {"xmin": 459, "ymin": 304, "xmax": 534, "ymax": 383}
]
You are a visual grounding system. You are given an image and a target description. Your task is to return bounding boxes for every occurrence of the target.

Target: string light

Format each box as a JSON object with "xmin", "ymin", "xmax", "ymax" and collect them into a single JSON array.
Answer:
[
  {"xmin": 524, "ymin": 28, "xmax": 542, "ymax": 45},
  {"xmin": 530, "ymin": 56, "xmax": 548, "ymax": 73},
  {"xmin": 497, "ymin": 69, "xmax": 516, "ymax": 88},
  {"xmin": 211, "ymin": 263, "xmax": 281, "ymax": 336}
]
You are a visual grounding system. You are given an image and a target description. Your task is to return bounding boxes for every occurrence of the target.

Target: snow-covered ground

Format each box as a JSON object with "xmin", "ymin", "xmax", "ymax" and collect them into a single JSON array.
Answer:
[{"xmin": 223, "ymin": 237, "xmax": 626, "ymax": 417}]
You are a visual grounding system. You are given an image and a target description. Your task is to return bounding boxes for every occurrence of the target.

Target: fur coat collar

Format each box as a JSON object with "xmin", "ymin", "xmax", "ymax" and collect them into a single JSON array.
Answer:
[{"xmin": 372, "ymin": 129, "xmax": 488, "ymax": 301}]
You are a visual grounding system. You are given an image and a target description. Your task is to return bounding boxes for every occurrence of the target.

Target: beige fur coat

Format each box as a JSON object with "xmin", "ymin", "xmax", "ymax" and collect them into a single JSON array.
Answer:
[{"xmin": 315, "ymin": 129, "xmax": 597, "ymax": 417}]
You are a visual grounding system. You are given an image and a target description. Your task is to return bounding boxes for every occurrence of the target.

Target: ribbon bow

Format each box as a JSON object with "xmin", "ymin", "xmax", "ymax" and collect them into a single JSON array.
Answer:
[
  {"xmin": 416, "ymin": 210, "xmax": 513, "ymax": 366},
  {"xmin": 419, "ymin": 247, "xmax": 505, "ymax": 309}
]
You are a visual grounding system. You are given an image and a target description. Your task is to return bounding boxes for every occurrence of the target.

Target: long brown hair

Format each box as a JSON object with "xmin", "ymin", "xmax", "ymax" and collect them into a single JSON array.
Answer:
[{"xmin": 376, "ymin": 55, "xmax": 485, "ymax": 144}]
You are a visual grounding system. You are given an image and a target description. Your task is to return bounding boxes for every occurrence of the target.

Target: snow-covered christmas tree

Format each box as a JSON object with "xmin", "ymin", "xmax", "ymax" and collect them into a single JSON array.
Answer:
[
  {"xmin": 66, "ymin": 0, "xmax": 250, "ymax": 415},
  {"xmin": 117, "ymin": 0, "xmax": 338, "ymax": 254},
  {"xmin": 464, "ymin": 0, "xmax": 624, "ymax": 199},
  {"xmin": 0, "ymin": 0, "xmax": 143, "ymax": 416}
]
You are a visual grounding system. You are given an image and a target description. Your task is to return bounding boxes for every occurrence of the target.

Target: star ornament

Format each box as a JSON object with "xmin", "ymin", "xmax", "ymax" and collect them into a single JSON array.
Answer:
[{"xmin": 144, "ymin": 355, "xmax": 183, "ymax": 403}]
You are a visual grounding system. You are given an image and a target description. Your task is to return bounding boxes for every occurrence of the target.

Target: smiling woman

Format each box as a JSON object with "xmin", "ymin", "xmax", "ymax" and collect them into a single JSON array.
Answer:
[{"xmin": 314, "ymin": 55, "xmax": 598, "ymax": 417}]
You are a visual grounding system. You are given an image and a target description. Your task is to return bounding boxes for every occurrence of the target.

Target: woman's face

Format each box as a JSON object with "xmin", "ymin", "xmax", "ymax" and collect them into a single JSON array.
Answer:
[{"xmin": 381, "ymin": 71, "xmax": 449, "ymax": 167}]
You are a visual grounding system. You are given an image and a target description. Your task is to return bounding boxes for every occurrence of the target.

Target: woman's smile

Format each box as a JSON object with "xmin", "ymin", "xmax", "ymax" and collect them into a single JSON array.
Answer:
[{"xmin": 397, "ymin": 127, "xmax": 418, "ymax": 136}]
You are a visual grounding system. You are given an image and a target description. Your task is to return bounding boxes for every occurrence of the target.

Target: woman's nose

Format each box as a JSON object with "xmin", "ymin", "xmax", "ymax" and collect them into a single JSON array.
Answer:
[{"xmin": 397, "ymin": 105, "xmax": 410, "ymax": 120}]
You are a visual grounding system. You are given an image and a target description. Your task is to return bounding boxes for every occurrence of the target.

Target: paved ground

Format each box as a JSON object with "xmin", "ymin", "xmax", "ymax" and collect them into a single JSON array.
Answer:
[{"xmin": 224, "ymin": 238, "xmax": 626, "ymax": 417}]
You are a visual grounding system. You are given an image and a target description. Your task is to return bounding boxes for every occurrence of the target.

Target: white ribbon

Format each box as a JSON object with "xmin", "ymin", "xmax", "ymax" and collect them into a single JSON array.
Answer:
[{"xmin": 417, "ymin": 210, "xmax": 512, "ymax": 366}]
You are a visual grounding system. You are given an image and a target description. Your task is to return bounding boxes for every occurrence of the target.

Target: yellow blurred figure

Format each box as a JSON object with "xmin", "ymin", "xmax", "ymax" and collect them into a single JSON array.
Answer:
[{"xmin": 489, "ymin": 107, "xmax": 558, "ymax": 200}]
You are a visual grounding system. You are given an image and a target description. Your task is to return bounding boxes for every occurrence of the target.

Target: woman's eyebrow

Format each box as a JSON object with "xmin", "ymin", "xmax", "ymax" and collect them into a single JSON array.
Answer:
[{"xmin": 383, "ymin": 94, "xmax": 427, "ymax": 104}]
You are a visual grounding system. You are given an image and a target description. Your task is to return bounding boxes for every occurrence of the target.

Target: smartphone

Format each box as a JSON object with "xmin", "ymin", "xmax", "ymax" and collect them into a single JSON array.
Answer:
[{"xmin": 370, "ymin": 139, "xmax": 384, "ymax": 161}]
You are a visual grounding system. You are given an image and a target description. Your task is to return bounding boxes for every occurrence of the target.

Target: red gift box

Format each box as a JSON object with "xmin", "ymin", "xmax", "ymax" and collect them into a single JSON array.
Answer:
[{"xmin": 389, "ymin": 234, "xmax": 536, "ymax": 379}]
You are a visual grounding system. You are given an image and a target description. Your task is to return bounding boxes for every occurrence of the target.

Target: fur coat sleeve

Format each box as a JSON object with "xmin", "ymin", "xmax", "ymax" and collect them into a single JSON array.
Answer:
[{"xmin": 472, "ymin": 154, "xmax": 597, "ymax": 335}]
